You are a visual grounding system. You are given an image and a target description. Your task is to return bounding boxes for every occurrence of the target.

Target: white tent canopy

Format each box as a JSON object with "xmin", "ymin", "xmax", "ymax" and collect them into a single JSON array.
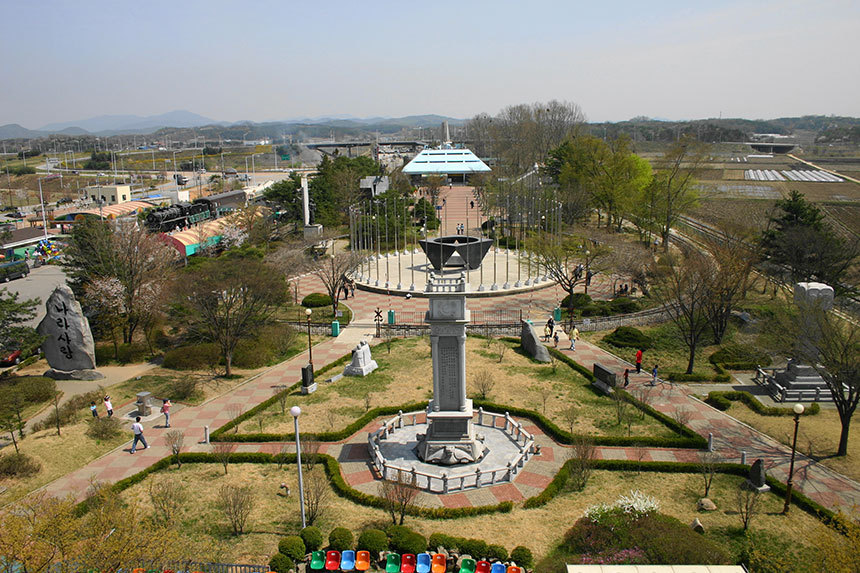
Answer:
[{"xmin": 403, "ymin": 148, "xmax": 491, "ymax": 176}]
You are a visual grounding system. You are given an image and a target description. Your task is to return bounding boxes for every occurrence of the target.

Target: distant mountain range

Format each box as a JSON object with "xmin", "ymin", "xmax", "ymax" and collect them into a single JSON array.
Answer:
[{"xmin": 0, "ymin": 111, "xmax": 465, "ymax": 140}]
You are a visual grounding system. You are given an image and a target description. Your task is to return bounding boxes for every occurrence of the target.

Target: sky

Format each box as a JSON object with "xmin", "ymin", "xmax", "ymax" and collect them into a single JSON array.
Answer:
[{"xmin": 1, "ymin": 0, "xmax": 858, "ymax": 128}]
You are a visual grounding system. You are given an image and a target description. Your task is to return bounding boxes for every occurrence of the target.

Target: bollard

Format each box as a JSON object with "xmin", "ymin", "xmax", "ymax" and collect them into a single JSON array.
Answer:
[
  {"xmin": 442, "ymin": 473, "xmax": 448, "ymax": 494},
  {"xmin": 204, "ymin": 425, "xmax": 210, "ymax": 444},
  {"xmin": 741, "ymin": 451, "xmax": 747, "ymax": 465},
  {"xmin": 815, "ymin": 388, "xmax": 821, "ymax": 402},
  {"xmin": 478, "ymin": 407, "xmax": 484, "ymax": 426},
  {"xmin": 708, "ymin": 433, "xmax": 713, "ymax": 452},
  {"xmin": 475, "ymin": 467, "xmax": 482, "ymax": 488}
]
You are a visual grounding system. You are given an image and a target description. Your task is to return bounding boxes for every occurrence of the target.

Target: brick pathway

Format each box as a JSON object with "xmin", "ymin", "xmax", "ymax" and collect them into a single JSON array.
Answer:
[{"xmin": 38, "ymin": 270, "xmax": 860, "ymax": 515}]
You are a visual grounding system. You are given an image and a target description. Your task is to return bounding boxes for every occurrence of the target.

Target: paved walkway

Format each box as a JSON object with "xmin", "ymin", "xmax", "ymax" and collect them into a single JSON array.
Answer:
[{"xmin": 38, "ymin": 273, "xmax": 860, "ymax": 515}]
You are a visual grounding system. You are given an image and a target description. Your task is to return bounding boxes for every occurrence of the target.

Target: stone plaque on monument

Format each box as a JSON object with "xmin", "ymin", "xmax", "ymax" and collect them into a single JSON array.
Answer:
[{"xmin": 36, "ymin": 285, "xmax": 103, "ymax": 380}]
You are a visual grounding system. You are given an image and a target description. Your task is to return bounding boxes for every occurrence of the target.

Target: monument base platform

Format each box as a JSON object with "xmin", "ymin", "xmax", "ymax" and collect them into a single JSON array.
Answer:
[
  {"xmin": 416, "ymin": 405, "xmax": 486, "ymax": 465},
  {"xmin": 45, "ymin": 368, "xmax": 104, "ymax": 381}
]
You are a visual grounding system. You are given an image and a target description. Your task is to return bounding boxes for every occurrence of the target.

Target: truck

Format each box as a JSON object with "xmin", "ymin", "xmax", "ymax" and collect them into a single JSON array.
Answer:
[{"xmin": 173, "ymin": 174, "xmax": 189, "ymax": 185}]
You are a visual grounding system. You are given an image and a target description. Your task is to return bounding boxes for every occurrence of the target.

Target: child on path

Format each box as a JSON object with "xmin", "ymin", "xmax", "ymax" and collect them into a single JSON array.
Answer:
[
  {"xmin": 103, "ymin": 396, "xmax": 113, "ymax": 418},
  {"xmin": 130, "ymin": 417, "xmax": 148, "ymax": 453},
  {"xmin": 623, "ymin": 368, "xmax": 630, "ymax": 388},
  {"xmin": 553, "ymin": 331, "xmax": 559, "ymax": 348},
  {"xmin": 651, "ymin": 364, "xmax": 659, "ymax": 387},
  {"xmin": 635, "ymin": 349, "xmax": 643, "ymax": 373},
  {"xmin": 90, "ymin": 402, "xmax": 98, "ymax": 418},
  {"xmin": 569, "ymin": 324, "xmax": 580, "ymax": 351},
  {"xmin": 544, "ymin": 324, "xmax": 552, "ymax": 342},
  {"xmin": 161, "ymin": 399, "xmax": 171, "ymax": 428}
]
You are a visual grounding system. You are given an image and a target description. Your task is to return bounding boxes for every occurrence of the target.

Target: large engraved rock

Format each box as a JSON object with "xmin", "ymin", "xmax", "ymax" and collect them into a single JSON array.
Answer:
[
  {"xmin": 343, "ymin": 340, "xmax": 378, "ymax": 376},
  {"xmin": 520, "ymin": 321, "xmax": 551, "ymax": 363},
  {"xmin": 37, "ymin": 285, "xmax": 102, "ymax": 379}
]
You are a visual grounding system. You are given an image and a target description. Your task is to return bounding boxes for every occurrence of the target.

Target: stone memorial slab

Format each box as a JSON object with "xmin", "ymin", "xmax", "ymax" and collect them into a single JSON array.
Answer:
[
  {"xmin": 745, "ymin": 458, "xmax": 770, "ymax": 492},
  {"xmin": 520, "ymin": 320, "xmax": 551, "ymax": 363},
  {"xmin": 36, "ymin": 285, "xmax": 103, "ymax": 380},
  {"xmin": 343, "ymin": 340, "xmax": 378, "ymax": 376}
]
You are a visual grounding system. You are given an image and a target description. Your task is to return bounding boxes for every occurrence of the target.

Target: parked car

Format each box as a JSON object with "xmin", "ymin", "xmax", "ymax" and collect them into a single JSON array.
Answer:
[
  {"xmin": 0, "ymin": 349, "xmax": 22, "ymax": 366},
  {"xmin": 0, "ymin": 260, "xmax": 29, "ymax": 282}
]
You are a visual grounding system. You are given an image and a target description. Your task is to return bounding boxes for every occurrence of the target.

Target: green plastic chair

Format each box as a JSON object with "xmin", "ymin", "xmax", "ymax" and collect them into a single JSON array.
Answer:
[
  {"xmin": 386, "ymin": 553, "xmax": 402, "ymax": 573},
  {"xmin": 310, "ymin": 550, "xmax": 326, "ymax": 570},
  {"xmin": 458, "ymin": 559, "xmax": 476, "ymax": 573}
]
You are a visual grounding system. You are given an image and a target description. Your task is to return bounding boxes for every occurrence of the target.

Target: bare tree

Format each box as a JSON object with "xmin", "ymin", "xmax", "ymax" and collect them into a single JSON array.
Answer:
[
  {"xmin": 673, "ymin": 406, "xmax": 693, "ymax": 428},
  {"xmin": 164, "ymin": 430, "xmax": 185, "ymax": 468},
  {"xmin": 148, "ymin": 479, "xmax": 186, "ymax": 525},
  {"xmin": 567, "ymin": 436, "xmax": 596, "ymax": 491},
  {"xmin": 735, "ymin": 486, "xmax": 762, "ymax": 532},
  {"xmin": 275, "ymin": 442, "xmax": 290, "ymax": 470},
  {"xmin": 495, "ymin": 339, "xmax": 507, "ymax": 363},
  {"xmin": 303, "ymin": 469, "xmax": 330, "ymax": 526},
  {"xmin": 227, "ymin": 404, "xmax": 244, "ymax": 433},
  {"xmin": 612, "ymin": 392, "xmax": 628, "ymax": 424},
  {"xmin": 472, "ymin": 370, "xmax": 496, "ymax": 400},
  {"xmin": 273, "ymin": 385, "xmax": 288, "ymax": 415},
  {"xmin": 651, "ymin": 251, "xmax": 713, "ymax": 374},
  {"xmin": 218, "ymin": 484, "xmax": 254, "ymax": 535},
  {"xmin": 312, "ymin": 250, "xmax": 362, "ymax": 318},
  {"xmin": 302, "ymin": 439, "xmax": 321, "ymax": 471},
  {"xmin": 702, "ymin": 232, "xmax": 758, "ymax": 344},
  {"xmin": 560, "ymin": 405, "xmax": 579, "ymax": 436},
  {"xmin": 538, "ymin": 387, "xmax": 554, "ymax": 415},
  {"xmin": 699, "ymin": 451, "xmax": 719, "ymax": 497},
  {"xmin": 379, "ymin": 470, "xmax": 419, "ymax": 525},
  {"xmin": 211, "ymin": 442, "xmax": 233, "ymax": 475}
]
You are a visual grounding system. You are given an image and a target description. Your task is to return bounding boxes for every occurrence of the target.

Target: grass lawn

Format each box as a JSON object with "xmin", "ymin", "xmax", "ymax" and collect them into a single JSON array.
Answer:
[
  {"xmin": 239, "ymin": 337, "xmax": 678, "ymax": 438},
  {"xmin": 0, "ymin": 421, "xmax": 129, "ymax": 504},
  {"xmin": 719, "ymin": 401, "xmax": 860, "ymax": 483},
  {"xmin": 119, "ymin": 463, "xmax": 836, "ymax": 567}
]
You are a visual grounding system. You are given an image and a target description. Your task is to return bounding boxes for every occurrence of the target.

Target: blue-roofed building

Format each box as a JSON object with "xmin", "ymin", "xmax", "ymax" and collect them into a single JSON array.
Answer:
[{"xmin": 402, "ymin": 147, "xmax": 491, "ymax": 183}]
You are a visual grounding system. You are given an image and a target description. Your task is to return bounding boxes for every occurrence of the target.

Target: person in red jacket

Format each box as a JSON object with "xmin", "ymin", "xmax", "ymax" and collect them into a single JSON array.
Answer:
[{"xmin": 635, "ymin": 349, "xmax": 643, "ymax": 373}]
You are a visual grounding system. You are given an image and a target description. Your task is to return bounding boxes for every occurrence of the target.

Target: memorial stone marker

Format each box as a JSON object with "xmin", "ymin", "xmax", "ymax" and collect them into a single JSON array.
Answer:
[
  {"xmin": 520, "ymin": 321, "xmax": 551, "ymax": 363},
  {"xmin": 36, "ymin": 285, "xmax": 103, "ymax": 380},
  {"xmin": 343, "ymin": 340, "xmax": 378, "ymax": 376}
]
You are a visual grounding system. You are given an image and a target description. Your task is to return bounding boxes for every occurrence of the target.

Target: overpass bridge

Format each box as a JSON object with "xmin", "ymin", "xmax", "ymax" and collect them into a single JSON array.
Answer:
[
  {"xmin": 727, "ymin": 141, "xmax": 798, "ymax": 154},
  {"xmin": 305, "ymin": 140, "xmax": 429, "ymax": 157}
]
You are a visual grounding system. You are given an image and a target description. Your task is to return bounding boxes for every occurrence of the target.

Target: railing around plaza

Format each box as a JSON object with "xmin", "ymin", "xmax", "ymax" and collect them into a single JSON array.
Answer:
[
  {"xmin": 572, "ymin": 304, "xmax": 675, "ymax": 332},
  {"xmin": 753, "ymin": 367, "xmax": 836, "ymax": 403},
  {"xmin": 367, "ymin": 408, "xmax": 535, "ymax": 494}
]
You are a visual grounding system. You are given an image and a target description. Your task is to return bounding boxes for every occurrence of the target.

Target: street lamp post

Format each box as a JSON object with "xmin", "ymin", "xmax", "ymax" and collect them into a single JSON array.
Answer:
[
  {"xmin": 291, "ymin": 405, "xmax": 307, "ymax": 529},
  {"xmin": 782, "ymin": 403, "xmax": 805, "ymax": 514},
  {"xmin": 305, "ymin": 308, "xmax": 313, "ymax": 369},
  {"xmin": 37, "ymin": 176, "xmax": 50, "ymax": 240}
]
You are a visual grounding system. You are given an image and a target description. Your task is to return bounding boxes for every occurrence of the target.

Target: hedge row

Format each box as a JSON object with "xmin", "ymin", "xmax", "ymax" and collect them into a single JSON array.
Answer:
[
  {"xmin": 665, "ymin": 361, "xmax": 732, "ymax": 383},
  {"xmin": 705, "ymin": 390, "xmax": 821, "ymax": 416},
  {"xmin": 85, "ymin": 452, "xmax": 836, "ymax": 528}
]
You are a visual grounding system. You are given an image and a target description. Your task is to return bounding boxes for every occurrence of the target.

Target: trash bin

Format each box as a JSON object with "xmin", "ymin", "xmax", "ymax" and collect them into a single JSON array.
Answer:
[
  {"xmin": 388, "ymin": 310, "xmax": 396, "ymax": 325},
  {"xmin": 553, "ymin": 307, "xmax": 562, "ymax": 322},
  {"xmin": 526, "ymin": 319, "xmax": 533, "ymax": 326},
  {"xmin": 331, "ymin": 320, "xmax": 340, "ymax": 336}
]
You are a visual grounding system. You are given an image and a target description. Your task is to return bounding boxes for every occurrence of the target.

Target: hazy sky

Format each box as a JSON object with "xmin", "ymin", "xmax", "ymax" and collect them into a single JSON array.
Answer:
[{"xmin": 2, "ymin": 0, "xmax": 858, "ymax": 128}]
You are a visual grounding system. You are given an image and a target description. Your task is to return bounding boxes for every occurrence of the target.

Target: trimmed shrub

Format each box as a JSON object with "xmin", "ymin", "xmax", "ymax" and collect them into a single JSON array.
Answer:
[
  {"xmin": 357, "ymin": 529, "xmax": 388, "ymax": 553},
  {"xmin": 603, "ymin": 326, "xmax": 652, "ymax": 350},
  {"xmin": 162, "ymin": 343, "xmax": 220, "ymax": 370},
  {"xmin": 278, "ymin": 535, "xmax": 306, "ymax": 561},
  {"xmin": 329, "ymin": 527, "xmax": 354, "ymax": 551},
  {"xmin": 0, "ymin": 452, "xmax": 41, "ymax": 478},
  {"xmin": 510, "ymin": 546, "xmax": 534, "ymax": 568},
  {"xmin": 400, "ymin": 533, "xmax": 428, "ymax": 555},
  {"xmin": 608, "ymin": 297, "xmax": 639, "ymax": 314},
  {"xmin": 581, "ymin": 304, "xmax": 610, "ymax": 317},
  {"xmin": 428, "ymin": 533, "xmax": 456, "ymax": 551},
  {"xmin": 486, "ymin": 545, "xmax": 508, "ymax": 563},
  {"xmin": 706, "ymin": 390, "xmax": 820, "ymax": 417},
  {"xmin": 709, "ymin": 343, "xmax": 772, "ymax": 369},
  {"xmin": 561, "ymin": 293, "xmax": 592, "ymax": 309},
  {"xmin": 19, "ymin": 377, "xmax": 56, "ymax": 403},
  {"xmin": 268, "ymin": 553, "xmax": 295, "ymax": 573},
  {"xmin": 86, "ymin": 417, "xmax": 122, "ymax": 440},
  {"xmin": 458, "ymin": 539, "xmax": 488, "ymax": 559},
  {"xmin": 387, "ymin": 525, "xmax": 427, "ymax": 555},
  {"xmin": 302, "ymin": 293, "xmax": 332, "ymax": 308},
  {"xmin": 301, "ymin": 526, "xmax": 324, "ymax": 551}
]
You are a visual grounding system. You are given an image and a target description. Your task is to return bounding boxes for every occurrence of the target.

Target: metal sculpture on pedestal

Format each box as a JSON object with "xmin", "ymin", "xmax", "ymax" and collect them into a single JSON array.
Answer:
[
  {"xmin": 415, "ymin": 273, "xmax": 486, "ymax": 464},
  {"xmin": 419, "ymin": 236, "xmax": 494, "ymax": 271}
]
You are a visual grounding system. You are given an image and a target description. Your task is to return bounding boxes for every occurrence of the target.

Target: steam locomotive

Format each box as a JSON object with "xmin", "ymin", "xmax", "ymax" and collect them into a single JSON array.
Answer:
[{"xmin": 144, "ymin": 189, "xmax": 249, "ymax": 232}]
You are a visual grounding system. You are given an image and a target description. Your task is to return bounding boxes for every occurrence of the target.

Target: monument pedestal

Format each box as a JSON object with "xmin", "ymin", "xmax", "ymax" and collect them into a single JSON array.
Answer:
[
  {"xmin": 44, "ymin": 368, "xmax": 104, "ymax": 381},
  {"xmin": 416, "ymin": 400, "xmax": 485, "ymax": 464}
]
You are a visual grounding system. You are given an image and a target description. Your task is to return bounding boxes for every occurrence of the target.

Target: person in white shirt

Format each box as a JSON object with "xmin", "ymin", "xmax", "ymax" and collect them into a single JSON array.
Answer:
[{"xmin": 130, "ymin": 416, "xmax": 149, "ymax": 453}]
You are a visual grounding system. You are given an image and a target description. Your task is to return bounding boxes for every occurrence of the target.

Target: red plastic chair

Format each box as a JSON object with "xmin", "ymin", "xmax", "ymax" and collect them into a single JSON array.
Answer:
[
  {"xmin": 475, "ymin": 562, "xmax": 490, "ymax": 573},
  {"xmin": 401, "ymin": 554, "xmax": 417, "ymax": 573},
  {"xmin": 326, "ymin": 551, "xmax": 342, "ymax": 571},
  {"xmin": 431, "ymin": 554, "xmax": 447, "ymax": 573}
]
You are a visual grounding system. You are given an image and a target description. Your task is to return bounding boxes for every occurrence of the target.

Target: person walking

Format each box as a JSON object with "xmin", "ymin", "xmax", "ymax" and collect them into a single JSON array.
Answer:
[
  {"xmin": 569, "ymin": 324, "xmax": 580, "ymax": 351},
  {"xmin": 553, "ymin": 331, "xmax": 559, "ymax": 348},
  {"xmin": 623, "ymin": 368, "xmax": 630, "ymax": 388},
  {"xmin": 651, "ymin": 364, "xmax": 659, "ymax": 387},
  {"xmin": 543, "ymin": 323, "xmax": 552, "ymax": 342},
  {"xmin": 349, "ymin": 281, "xmax": 355, "ymax": 298},
  {"xmin": 635, "ymin": 348, "xmax": 643, "ymax": 373},
  {"xmin": 161, "ymin": 399, "xmax": 171, "ymax": 428},
  {"xmin": 90, "ymin": 401, "xmax": 98, "ymax": 418},
  {"xmin": 130, "ymin": 416, "xmax": 148, "ymax": 454},
  {"xmin": 103, "ymin": 395, "xmax": 113, "ymax": 418}
]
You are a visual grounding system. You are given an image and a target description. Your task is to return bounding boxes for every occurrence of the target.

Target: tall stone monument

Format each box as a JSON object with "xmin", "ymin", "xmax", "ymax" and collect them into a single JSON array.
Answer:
[
  {"xmin": 36, "ymin": 285, "xmax": 103, "ymax": 380},
  {"xmin": 416, "ymin": 273, "xmax": 485, "ymax": 464}
]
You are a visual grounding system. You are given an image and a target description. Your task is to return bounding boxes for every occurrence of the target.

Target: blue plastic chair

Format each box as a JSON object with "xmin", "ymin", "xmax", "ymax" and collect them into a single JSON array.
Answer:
[
  {"xmin": 341, "ymin": 550, "xmax": 356, "ymax": 571},
  {"xmin": 416, "ymin": 553, "xmax": 431, "ymax": 573},
  {"xmin": 490, "ymin": 564, "xmax": 505, "ymax": 573}
]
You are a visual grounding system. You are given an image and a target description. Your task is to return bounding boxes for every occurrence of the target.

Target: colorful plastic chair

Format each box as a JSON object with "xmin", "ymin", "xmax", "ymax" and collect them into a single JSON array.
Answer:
[
  {"xmin": 431, "ymin": 553, "xmax": 447, "ymax": 573},
  {"xmin": 490, "ymin": 564, "xmax": 506, "ymax": 573},
  {"xmin": 355, "ymin": 551, "xmax": 371, "ymax": 572},
  {"xmin": 416, "ymin": 553, "xmax": 432, "ymax": 573},
  {"xmin": 310, "ymin": 551, "xmax": 326, "ymax": 570},
  {"xmin": 326, "ymin": 551, "xmax": 342, "ymax": 571},
  {"xmin": 401, "ymin": 554, "xmax": 417, "ymax": 573},
  {"xmin": 506, "ymin": 567, "xmax": 523, "ymax": 573},
  {"xmin": 458, "ymin": 559, "xmax": 476, "ymax": 573},
  {"xmin": 475, "ymin": 561, "xmax": 490, "ymax": 573},
  {"xmin": 386, "ymin": 553, "xmax": 402, "ymax": 573},
  {"xmin": 341, "ymin": 550, "xmax": 356, "ymax": 571}
]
